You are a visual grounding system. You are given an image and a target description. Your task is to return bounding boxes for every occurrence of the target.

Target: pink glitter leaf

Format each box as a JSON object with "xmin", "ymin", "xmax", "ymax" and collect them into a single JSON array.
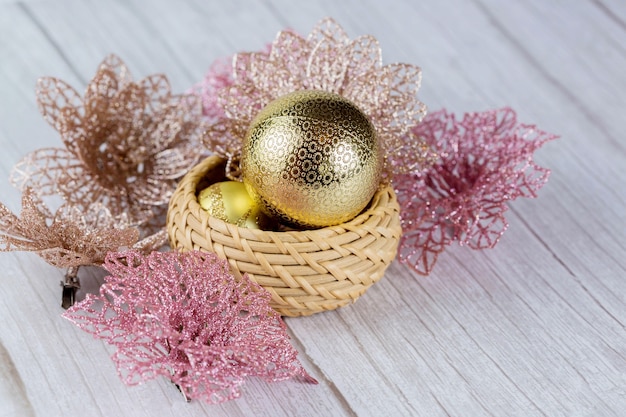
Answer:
[
  {"xmin": 265, "ymin": 32, "xmax": 309, "ymax": 95},
  {"xmin": 63, "ymin": 250, "xmax": 316, "ymax": 404},
  {"xmin": 400, "ymin": 218, "xmax": 449, "ymax": 276},
  {"xmin": 189, "ymin": 55, "xmax": 233, "ymax": 122},
  {"xmin": 395, "ymin": 108, "xmax": 557, "ymax": 275},
  {"xmin": 306, "ymin": 34, "xmax": 350, "ymax": 92}
]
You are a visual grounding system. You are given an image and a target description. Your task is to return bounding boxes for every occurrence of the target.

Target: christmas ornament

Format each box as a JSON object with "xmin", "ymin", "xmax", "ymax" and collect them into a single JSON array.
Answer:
[
  {"xmin": 198, "ymin": 181, "xmax": 275, "ymax": 229},
  {"xmin": 0, "ymin": 15, "xmax": 558, "ymax": 407},
  {"xmin": 0, "ymin": 187, "xmax": 167, "ymax": 307},
  {"xmin": 63, "ymin": 250, "xmax": 316, "ymax": 404},
  {"xmin": 241, "ymin": 90, "xmax": 382, "ymax": 228},
  {"xmin": 202, "ymin": 17, "xmax": 433, "ymax": 183},
  {"xmin": 394, "ymin": 108, "xmax": 557, "ymax": 275},
  {"xmin": 167, "ymin": 155, "xmax": 402, "ymax": 317},
  {"xmin": 10, "ymin": 54, "xmax": 205, "ymax": 226},
  {"xmin": 0, "ymin": 187, "xmax": 142, "ymax": 268}
]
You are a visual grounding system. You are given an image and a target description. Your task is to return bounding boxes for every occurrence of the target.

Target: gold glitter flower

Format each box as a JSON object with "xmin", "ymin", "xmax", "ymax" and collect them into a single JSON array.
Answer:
[
  {"xmin": 202, "ymin": 18, "xmax": 431, "ymax": 180},
  {"xmin": 11, "ymin": 55, "xmax": 204, "ymax": 224}
]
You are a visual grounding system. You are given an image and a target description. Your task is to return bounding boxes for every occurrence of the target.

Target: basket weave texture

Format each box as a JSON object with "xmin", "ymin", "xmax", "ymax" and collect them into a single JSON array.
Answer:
[{"xmin": 167, "ymin": 156, "xmax": 402, "ymax": 317}]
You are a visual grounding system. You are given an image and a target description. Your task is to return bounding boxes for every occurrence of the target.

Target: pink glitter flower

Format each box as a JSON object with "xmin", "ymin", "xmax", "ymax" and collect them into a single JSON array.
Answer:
[
  {"xmin": 394, "ymin": 108, "xmax": 557, "ymax": 275},
  {"xmin": 189, "ymin": 55, "xmax": 234, "ymax": 122},
  {"xmin": 63, "ymin": 250, "xmax": 316, "ymax": 403},
  {"xmin": 200, "ymin": 18, "xmax": 432, "ymax": 179}
]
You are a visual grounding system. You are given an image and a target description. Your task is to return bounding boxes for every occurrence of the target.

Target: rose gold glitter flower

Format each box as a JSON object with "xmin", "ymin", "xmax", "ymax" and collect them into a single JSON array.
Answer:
[
  {"xmin": 394, "ymin": 108, "xmax": 557, "ymax": 275},
  {"xmin": 201, "ymin": 18, "xmax": 431, "ymax": 179},
  {"xmin": 63, "ymin": 250, "xmax": 316, "ymax": 404},
  {"xmin": 0, "ymin": 187, "xmax": 162, "ymax": 268},
  {"xmin": 10, "ymin": 54, "xmax": 204, "ymax": 225}
]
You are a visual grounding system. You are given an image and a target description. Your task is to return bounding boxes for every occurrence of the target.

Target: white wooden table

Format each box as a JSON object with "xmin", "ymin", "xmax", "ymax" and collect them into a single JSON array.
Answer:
[{"xmin": 1, "ymin": 1, "xmax": 625, "ymax": 416}]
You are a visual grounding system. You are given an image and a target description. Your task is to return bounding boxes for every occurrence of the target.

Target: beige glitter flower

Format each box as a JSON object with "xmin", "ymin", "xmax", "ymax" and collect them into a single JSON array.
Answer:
[
  {"xmin": 0, "ymin": 188, "xmax": 164, "ymax": 269},
  {"xmin": 11, "ymin": 55, "xmax": 204, "ymax": 224},
  {"xmin": 0, "ymin": 187, "xmax": 167, "ymax": 307},
  {"xmin": 202, "ymin": 18, "xmax": 432, "ymax": 180}
]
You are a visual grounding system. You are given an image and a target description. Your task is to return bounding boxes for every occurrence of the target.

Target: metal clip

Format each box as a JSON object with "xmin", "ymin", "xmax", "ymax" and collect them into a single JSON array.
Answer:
[
  {"xmin": 61, "ymin": 267, "xmax": 80, "ymax": 309},
  {"xmin": 172, "ymin": 381, "xmax": 191, "ymax": 403}
]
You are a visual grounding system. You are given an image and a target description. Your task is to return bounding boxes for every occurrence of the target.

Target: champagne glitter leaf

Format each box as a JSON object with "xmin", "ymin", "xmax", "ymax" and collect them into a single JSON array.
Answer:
[
  {"xmin": 0, "ymin": 188, "xmax": 140, "ymax": 268},
  {"xmin": 35, "ymin": 77, "xmax": 84, "ymax": 139}
]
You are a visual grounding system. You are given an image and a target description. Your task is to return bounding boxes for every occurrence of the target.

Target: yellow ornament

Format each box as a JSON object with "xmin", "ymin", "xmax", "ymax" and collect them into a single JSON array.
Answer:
[
  {"xmin": 198, "ymin": 181, "xmax": 275, "ymax": 229},
  {"xmin": 241, "ymin": 90, "xmax": 382, "ymax": 228}
]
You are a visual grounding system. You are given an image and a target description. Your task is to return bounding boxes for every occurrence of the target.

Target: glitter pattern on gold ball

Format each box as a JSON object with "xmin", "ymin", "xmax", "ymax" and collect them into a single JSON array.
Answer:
[
  {"xmin": 198, "ymin": 181, "xmax": 276, "ymax": 229},
  {"xmin": 241, "ymin": 90, "xmax": 382, "ymax": 228}
]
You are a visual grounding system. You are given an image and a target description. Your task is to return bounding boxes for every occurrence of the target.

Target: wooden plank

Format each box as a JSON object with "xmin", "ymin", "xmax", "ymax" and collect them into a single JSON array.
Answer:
[{"xmin": 0, "ymin": 0, "xmax": 624, "ymax": 416}]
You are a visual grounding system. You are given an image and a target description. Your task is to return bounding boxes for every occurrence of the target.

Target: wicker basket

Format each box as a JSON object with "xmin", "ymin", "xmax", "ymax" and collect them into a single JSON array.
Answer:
[{"xmin": 166, "ymin": 156, "xmax": 402, "ymax": 317}]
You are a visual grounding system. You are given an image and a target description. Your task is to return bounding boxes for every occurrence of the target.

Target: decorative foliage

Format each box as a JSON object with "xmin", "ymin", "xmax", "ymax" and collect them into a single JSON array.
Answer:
[
  {"xmin": 10, "ymin": 54, "xmax": 205, "ymax": 226},
  {"xmin": 0, "ymin": 188, "xmax": 163, "ymax": 268},
  {"xmin": 190, "ymin": 55, "xmax": 235, "ymax": 122},
  {"xmin": 394, "ymin": 108, "xmax": 557, "ymax": 275},
  {"xmin": 0, "ymin": 17, "xmax": 560, "ymax": 406},
  {"xmin": 201, "ymin": 18, "xmax": 433, "ymax": 180},
  {"xmin": 63, "ymin": 250, "xmax": 316, "ymax": 404}
]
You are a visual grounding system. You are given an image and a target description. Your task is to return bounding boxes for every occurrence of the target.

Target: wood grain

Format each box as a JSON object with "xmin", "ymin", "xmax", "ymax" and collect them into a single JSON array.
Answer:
[{"xmin": 0, "ymin": 0, "xmax": 624, "ymax": 416}]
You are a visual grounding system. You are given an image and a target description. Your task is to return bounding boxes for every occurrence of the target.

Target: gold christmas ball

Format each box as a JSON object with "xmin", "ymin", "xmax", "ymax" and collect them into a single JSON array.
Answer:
[
  {"xmin": 198, "ymin": 181, "xmax": 275, "ymax": 229},
  {"xmin": 241, "ymin": 90, "xmax": 382, "ymax": 228}
]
